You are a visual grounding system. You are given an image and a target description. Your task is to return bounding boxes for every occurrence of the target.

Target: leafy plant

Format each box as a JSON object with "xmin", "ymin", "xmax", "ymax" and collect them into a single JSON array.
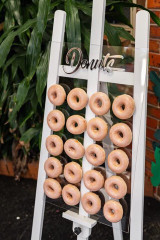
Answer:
[
  {"xmin": 151, "ymin": 147, "xmax": 160, "ymax": 187},
  {"xmin": 0, "ymin": 0, "xmax": 160, "ymax": 178}
]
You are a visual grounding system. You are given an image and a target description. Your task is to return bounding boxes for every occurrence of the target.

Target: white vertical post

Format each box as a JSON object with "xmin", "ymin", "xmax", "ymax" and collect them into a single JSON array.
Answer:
[
  {"xmin": 130, "ymin": 11, "xmax": 150, "ymax": 240},
  {"xmin": 73, "ymin": 1, "xmax": 106, "ymax": 239},
  {"xmin": 31, "ymin": 10, "xmax": 66, "ymax": 240}
]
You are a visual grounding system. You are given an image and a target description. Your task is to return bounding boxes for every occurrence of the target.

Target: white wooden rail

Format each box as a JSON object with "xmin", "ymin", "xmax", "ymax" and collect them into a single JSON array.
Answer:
[{"xmin": 31, "ymin": 1, "xmax": 150, "ymax": 239}]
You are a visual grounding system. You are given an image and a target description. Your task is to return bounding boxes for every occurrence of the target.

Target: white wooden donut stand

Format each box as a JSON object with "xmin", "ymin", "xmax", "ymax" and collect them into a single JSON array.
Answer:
[{"xmin": 31, "ymin": 0, "xmax": 150, "ymax": 239}]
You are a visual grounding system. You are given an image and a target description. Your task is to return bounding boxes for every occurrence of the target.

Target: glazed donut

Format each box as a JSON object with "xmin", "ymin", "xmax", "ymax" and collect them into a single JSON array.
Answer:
[
  {"xmin": 62, "ymin": 184, "xmax": 80, "ymax": 206},
  {"xmin": 85, "ymin": 144, "xmax": 106, "ymax": 166},
  {"xmin": 66, "ymin": 115, "xmax": 87, "ymax": 135},
  {"xmin": 83, "ymin": 170, "xmax": 104, "ymax": 191},
  {"xmin": 44, "ymin": 157, "xmax": 62, "ymax": 178},
  {"xmin": 109, "ymin": 123, "xmax": 132, "ymax": 147},
  {"xmin": 104, "ymin": 176, "xmax": 127, "ymax": 199},
  {"xmin": 67, "ymin": 88, "xmax": 88, "ymax": 110},
  {"xmin": 112, "ymin": 94, "xmax": 135, "ymax": 119},
  {"xmin": 64, "ymin": 162, "xmax": 82, "ymax": 184},
  {"xmin": 64, "ymin": 139, "xmax": 85, "ymax": 159},
  {"xmin": 108, "ymin": 149, "xmax": 129, "ymax": 174},
  {"xmin": 46, "ymin": 135, "xmax": 63, "ymax": 156},
  {"xmin": 43, "ymin": 178, "xmax": 62, "ymax": 199},
  {"xmin": 47, "ymin": 110, "xmax": 65, "ymax": 131},
  {"xmin": 48, "ymin": 84, "xmax": 66, "ymax": 106},
  {"xmin": 87, "ymin": 117, "xmax": 108, "ymax": 141},
  {"xmin": 81, "ymin": 192, "xmax": 101, "ymax": 215},
  {"xmin": 89, "ymin": 92, "xmax": 111, "ymax": 115},
  {"xmin": 103, "ymin": 200, "xmax": 123, "ymax": 223}
]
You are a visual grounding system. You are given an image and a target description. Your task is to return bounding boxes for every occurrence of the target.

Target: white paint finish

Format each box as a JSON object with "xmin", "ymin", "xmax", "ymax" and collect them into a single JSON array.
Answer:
[
  {"xmin": 100, "ymin": 83, "xmax": 123, "ymax": 240},
  {"xmin": 78, "ymin": 0, "xmax": 106, "ymax": 218},
  {"xmin": 59, "ymin": 65, "xmax": 88, "ymax": 80},
  {"xmin": 130, "ymin": 11, "xmax": 150, "ymax": 240},
  {"xmin": 31, "ymin": 10, "xmax": 66, "ymax": 240},
  {"xmin": 63, "ymin": 210, "xmax": 97, "ymax": 229},
  {"xmin": 59, "ymin": 65, "xmax": 134, "ymax": 85},
  {"xmin": 99, "ymin": 71, "xmax": 134, "ymax": 85}
]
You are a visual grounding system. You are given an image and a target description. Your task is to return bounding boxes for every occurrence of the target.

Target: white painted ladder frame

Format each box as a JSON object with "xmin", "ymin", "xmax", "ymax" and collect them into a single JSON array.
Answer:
[{"xmin": 31, "ymin": 3, "xmax": 150, "ymax": 240}]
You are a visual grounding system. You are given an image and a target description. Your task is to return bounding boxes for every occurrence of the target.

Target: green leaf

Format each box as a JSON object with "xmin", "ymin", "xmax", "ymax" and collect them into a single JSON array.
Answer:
[
  {"xmin": 75, "ymin": 1, "xmax": 92, "ymax": 17},
  {"xmin": 5, "ymin": 0, "xmax": 22, "ymax": 25},
  {"xmin": 150, "ymin": 71, "xmax": 160, "ymax": 102},
  {"xmin": 4, "ymin": 11, "xmax": 15, "ymax": 31},
  {"xmin": 19, "ymin": 109, "xmax": 34, "ymax": 128},
  {"xmin": 26, "ymin": 0, "xmax": 51, "ymax": 76},
  {"xmin": 36, "ymin": 43, "xmax": 50, "ymax": 105},
  {"xmin": 16, "ymin": 79, "xmax": 30, "ymax": 111},
  {"xmin": 0, "ymin": 18, "xmax": 36, "ymax": 68},
  {"xmin": 115, "ymin": 26, "xmax": 134, "ymax": 41},
  {"xmin": 65, "ymin": 0, "xmax": 81, "ymax": 46},
  {"xmin": 105, "ymin": 21, "xmax": 121, "ymax": 46},
  {"xmin": 20, "ymin": 127, "xmax": 40, "ymax": 143},
  {"xmin": 151, "ymin": 147, "xmax": 160, "ymax": 187},
  {"xmin": 106, "ymin": 1, "xmax": 160, "ymax": 26}
]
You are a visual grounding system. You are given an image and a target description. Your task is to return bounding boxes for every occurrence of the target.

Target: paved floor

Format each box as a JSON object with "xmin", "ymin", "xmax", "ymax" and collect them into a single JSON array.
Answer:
[{"xmin": 0, "ymin": 175, "xmax": 160, "ymax": 240}]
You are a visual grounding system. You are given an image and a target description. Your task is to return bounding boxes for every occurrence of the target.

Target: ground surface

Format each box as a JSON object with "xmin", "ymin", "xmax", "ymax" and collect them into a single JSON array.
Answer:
[{"xmin": 0, "ymin": 175, "xmax": 160, "ymax": 240}]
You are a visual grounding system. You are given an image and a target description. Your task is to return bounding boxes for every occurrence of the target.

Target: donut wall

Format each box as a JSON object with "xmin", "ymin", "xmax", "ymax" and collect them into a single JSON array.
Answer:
[
  {"xmin": 31, "ymin": 2, "xmax": 150, "ymax": 239},
  {"xmin": 43, "ymin": 81, "xmax": 133, "ymax": 230}
]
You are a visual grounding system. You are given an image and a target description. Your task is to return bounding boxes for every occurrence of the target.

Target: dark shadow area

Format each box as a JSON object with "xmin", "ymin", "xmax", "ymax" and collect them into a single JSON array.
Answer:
[{"xmin": 0, "ymin": 175, "xmax": 160, "ymax": 240}]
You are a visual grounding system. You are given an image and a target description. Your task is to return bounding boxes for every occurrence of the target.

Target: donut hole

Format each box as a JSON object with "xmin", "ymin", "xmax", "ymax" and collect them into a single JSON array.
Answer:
[
  {"xmin": 113, "ymin": 184, "xmax": 119, "ymax": 190},
  {"xmin": 51, "ymin": 117, "xmax": 58, "ymax": 124},
  {"xmin": 110, "ymin": 208, "xmax": 115, "ymax": 215},
  {"xmin": 52, "ymin": 91, "xmax": 57, "ymax": 99},
  {"xmin": 50, "ymin": 164, "xmax": 55, "ymax": 170},
  {"xmin": 66, "ymin": 192, "xmax": 73, "ymax": 200},
  {"xmin": 90, "ymin": 152, "xmax": 97, "ymax": 159},
  {"xmin": 69, "ymin": 146, "xmax": 75, "ymax": 152},
  {"xmin": 73, "ymin": 121, "xmax": 78, "ymax": 128},
  {"xmin": 50, "ymin": 141, "xmax": 56, "ymax": 148},
  {"xmin": 88, "ymin": 200, "xmax": 93, "ymax": 207},
  {"xmin": 95, "ymin": 99, "xmax": 102, "ymax": 108},
  {"xmin": 90, "ymin": 177, "xmax": 96, "ymax": 183},
  {"xmin": 118, "ymin": 131, "xmax": 123, "ymax": 138},
  {"xmin": 48, "ymin": 186, "xmax": 54, "ymax": 192},
  {"xmin": 114, "ymin": 158, "xmax": 120, "ymax": 165},
  {"xmin": 69, "ymin": 170, "xmax": 74, "ymax": 176},
  {"xmin": 74, "ymin": 95, "xmax": 80, "ymax": 103},
  {"xmin": 121, "ymin": 104, "xmax": 125, "ymax": 110},
  {"xmin": 92, "ymin": 125, "xmax": 99, "ymax": 132}
]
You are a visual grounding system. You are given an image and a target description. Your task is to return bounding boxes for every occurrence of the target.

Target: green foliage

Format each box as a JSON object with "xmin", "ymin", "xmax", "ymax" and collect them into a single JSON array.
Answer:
[
  {"xmin": 0, "ymin": 0, "xmax": 160, "ymax": 175},
  {"xmin": 150, "ymin": 71, "xmax": 160, "ymax": 102},
  {"xmin": 151, "ymin": 147, "xmax": 160, "ymax": 187}
]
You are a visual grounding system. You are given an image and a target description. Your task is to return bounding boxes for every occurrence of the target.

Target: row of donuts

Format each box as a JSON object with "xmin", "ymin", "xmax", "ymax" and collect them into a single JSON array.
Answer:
[
  {"xmin": 47, "ymin": 109, "xmax": 132, "ymax": 147},
  {"xmin": 48, "ymin": 84, "xmax": 135, "ymax": 119},
  {"xmin": 43, "ymin": 158, "xmax": 126, "ymax": 223}
]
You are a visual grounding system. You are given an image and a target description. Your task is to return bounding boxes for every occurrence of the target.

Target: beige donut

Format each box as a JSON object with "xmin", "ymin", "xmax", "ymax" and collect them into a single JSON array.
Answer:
[
  {"xmin": 67, "ymin": 88, "xmax": 88, "ymax": 110},
  {"xmin": 87, "ymin": 117, "xmax": 108, "ymax": 141},
  {"xmin": 104, "ymin": 176, "xmax": 127, "ymax": 199},
  {"xmin": 44, "ymin": 157, "xmax": 62, "ymax": 178},
  {"xmin": 108, "ymin": 149, "xmax": 129, "ymax": 174},
  {"xmin": 48, "ymin": 84, "xmax": 66, "ymax": 106},
  {"xmin": 112, "ymin": 94, "xmax": 135, "ymax": 119},
  {"xmin": 47, "ymin": 110, "xmax": 65, "ymax": 131},
  {"xmin": 64, "ymin": 139, "xmax": 85, "ymax": 159},
  {"xmin": 66, "ymin": 115, "xmax": 87, "ymax": 134},
  {"xmin": 64, "ymin": 162, "xmax": 82, "ymax": 184},
  {"xmin": 81, "ymin": 192, "xmax": 101, "ymax": 215},
  {"xmin": 89, "ymin": 92, "xmax": 111, "ymax": 116},
  {"xmin": 85, "ymin": 144, "xmax": 106, "ymax": 166},
  {"xmin": 109, "ymin": 123, "xmax": 132, "ymax": 147},
  {"xmin": 43, "ymin": 178, "xmax": 62, "ymax": 199},
  {"xmin": 103, "ymin": 200, "xmax": 123, "ymax": 223},
  {"xmin": 83, "ymin": 170, "xmax": 104, "ymax": 191},
  {"xmin": 62, "ymin": 184, "xmax": 80, "ymax": 206},
  {"xmin": 46, "ymin": 135, "xmax": 63, "ymax": 156}
]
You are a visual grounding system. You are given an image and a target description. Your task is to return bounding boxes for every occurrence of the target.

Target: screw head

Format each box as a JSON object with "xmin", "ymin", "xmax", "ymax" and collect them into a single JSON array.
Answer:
[{"xmin": 74, "ymin": 227, "xmax": 82, "ymax": 235}]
